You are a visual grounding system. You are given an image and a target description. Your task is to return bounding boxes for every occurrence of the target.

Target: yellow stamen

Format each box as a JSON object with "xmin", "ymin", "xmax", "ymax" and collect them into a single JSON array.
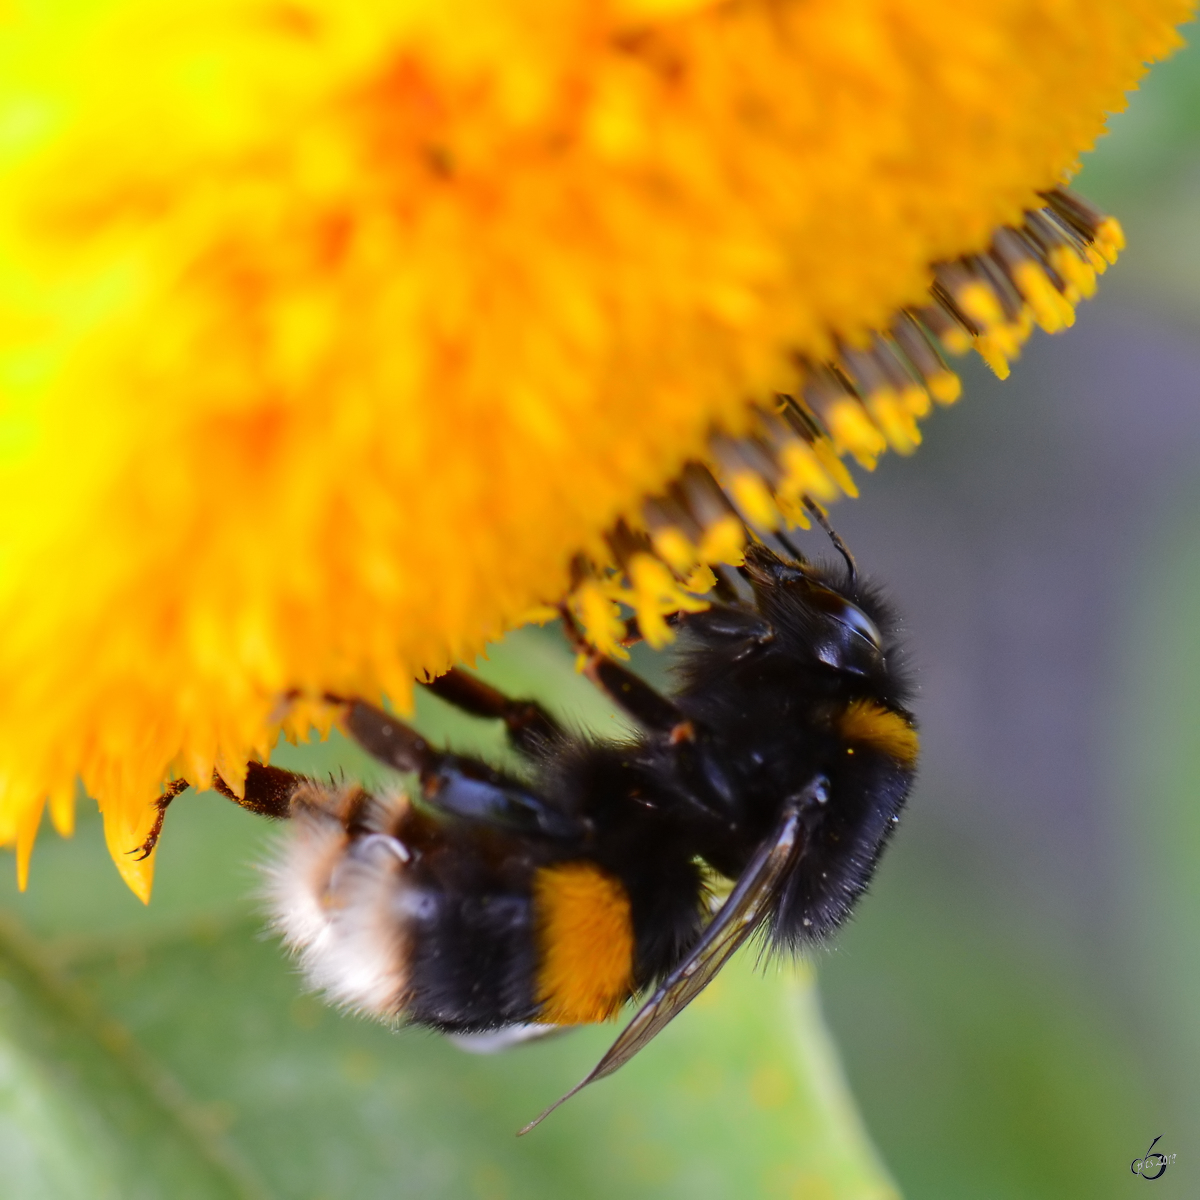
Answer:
[
  {"xmin": 652, "ymin": 526, "xmax": 702, "ymax": 576},
  {"xmin": 826, "ymin": 399, "xmax": 886, "ymax": 469},
  {"xmin": 727, "ymin": 470, "xmax": 781, "ymax": 531},
  {"xmin": 572, "ymin": 580, "xmax": 629, "ymax": 661},
  {"xmin": 628, "ymin": 554, "xmax": 709, "ymax": 649},
  {"xmin": 697, "ymin": 515, "xmax": 747, "ymax": 567},
  {"xmin": 928, "ymin": 371, "xmax": 963, "ymax": 405}
]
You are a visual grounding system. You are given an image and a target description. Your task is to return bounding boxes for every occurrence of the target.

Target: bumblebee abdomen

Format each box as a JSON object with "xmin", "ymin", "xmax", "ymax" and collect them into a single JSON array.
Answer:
[
  {"xmin": 265, "ymin": 784, "xmax": 638, "ymax": 1032},
  {"xmin": 532, "ymin": 861, "xmax": 635, "ymax": 1025},
  {"xmin": 407, "ymin": 860, "xmax": 637, "ymax": 1030},
  {"xmin": 404, "ymin": 889, "xmax": 539, "ymax": 1030}
]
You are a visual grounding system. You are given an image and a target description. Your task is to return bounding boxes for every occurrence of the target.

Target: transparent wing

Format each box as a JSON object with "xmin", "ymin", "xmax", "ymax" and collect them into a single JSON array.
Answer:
[{"xmin": 518, "ymin": 780, "xmax": 821, "ymax": 1135}]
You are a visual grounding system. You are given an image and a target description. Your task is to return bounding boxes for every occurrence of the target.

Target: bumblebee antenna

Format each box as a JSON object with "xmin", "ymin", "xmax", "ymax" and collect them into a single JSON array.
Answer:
[{"xmin": 802, "ymin": 499, "xmax": 857, "ymax": 588}]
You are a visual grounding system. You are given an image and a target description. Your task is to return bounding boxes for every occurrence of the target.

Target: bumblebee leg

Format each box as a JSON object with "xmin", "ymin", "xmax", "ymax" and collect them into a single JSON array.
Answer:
[
  {"xmin": 344, "ymin": 701, "xmax": 586, "ymax": 839},
  {"xmin": 131, "ymin": 762, "xmax": 316, "ymax": 859},
  {"xmin": 211, "ymin": 761, "xmax": 311, "ymax": 820},
  {"xmin": 128, "ymin": 778, "xmax": 190, "ymax": 861},
  {"xmin": 560, "ymin": 610, "xmax": 693, "ymax": 738},
  {"xmin": 678, "ymin": 604, "xmax": 775, "ymax": 645},
  {"xmin": 344, "ymin": 700, "xmax": 449, "ymax": 774},
  {"xmin": 422, "ymin": 668, "xmax": 562, "ymax": 756}
]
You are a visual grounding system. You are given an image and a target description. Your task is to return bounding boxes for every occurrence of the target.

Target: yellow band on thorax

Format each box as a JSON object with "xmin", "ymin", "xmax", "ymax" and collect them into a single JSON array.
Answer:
[{"xmin": 837, "ymin": 699, "xmax": 920, "ymax": 767}]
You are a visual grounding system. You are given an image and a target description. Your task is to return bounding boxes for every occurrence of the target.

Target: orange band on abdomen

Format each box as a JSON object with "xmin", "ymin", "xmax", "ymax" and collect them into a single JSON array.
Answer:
[{"xmin": 533, "ymin": 860, "xmax": 635, "ymax": 1025}]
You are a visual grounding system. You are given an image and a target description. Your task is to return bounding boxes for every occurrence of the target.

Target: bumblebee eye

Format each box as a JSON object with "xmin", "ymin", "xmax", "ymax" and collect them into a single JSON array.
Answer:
[
  {"xmin": 831, "ymin": 601, "xmax": 882, "ymax": 651},
  {"xmin": 804, "ymin": 586, "xmax": 884, "ymax": 675},
  {"xmin": 804, "ymin": 585, "xmax": 882, "ymax": 651}
]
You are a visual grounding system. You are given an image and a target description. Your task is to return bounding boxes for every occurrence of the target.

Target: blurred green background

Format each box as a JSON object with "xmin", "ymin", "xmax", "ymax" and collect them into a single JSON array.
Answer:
[{"xmin": 1, "ymin": 28, "xmax": 1198, "ymax": 1200}]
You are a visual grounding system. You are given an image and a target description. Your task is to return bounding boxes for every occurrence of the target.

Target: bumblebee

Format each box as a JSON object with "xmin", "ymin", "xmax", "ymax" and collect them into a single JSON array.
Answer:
[{"xmin": 140, "ymin": 537, "xmax": 917, "ymax": 1128}]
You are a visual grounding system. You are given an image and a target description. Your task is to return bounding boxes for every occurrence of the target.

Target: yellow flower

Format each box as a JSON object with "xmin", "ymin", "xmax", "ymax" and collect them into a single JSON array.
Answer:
[{"xmin": 0, "ymin": 0, "xmax": 1190, "ymax": 900}]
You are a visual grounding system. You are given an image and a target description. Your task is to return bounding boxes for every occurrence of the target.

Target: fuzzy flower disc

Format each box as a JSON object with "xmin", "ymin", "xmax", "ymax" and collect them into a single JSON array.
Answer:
[{"xmin": 0, "ymin": 0, "xmax": 1190, "ymax": 896}]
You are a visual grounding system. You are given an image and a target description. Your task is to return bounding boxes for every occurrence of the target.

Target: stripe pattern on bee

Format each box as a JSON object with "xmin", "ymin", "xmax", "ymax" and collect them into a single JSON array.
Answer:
[
  {"xmin": 266, "ymin": 780, "xmax": 645, "ymax": 1030},
  {"xmin": 137, "ymin": 538, "xmax": 917, "ymax": 1123}
]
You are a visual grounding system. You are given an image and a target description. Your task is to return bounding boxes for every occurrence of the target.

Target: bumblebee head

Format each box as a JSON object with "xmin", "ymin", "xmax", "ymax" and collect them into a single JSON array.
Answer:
[
  {"xmin": 742, "ymin": 543, "xmax": 886, "ymax": 677},
  {"xmin": 801, "ymin": 581, "xmax": 883, "ymax": 675}
]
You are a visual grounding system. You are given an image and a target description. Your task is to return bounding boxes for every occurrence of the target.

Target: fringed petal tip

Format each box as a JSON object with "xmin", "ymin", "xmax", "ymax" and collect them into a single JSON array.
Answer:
[{"xmin": 102, "ymin": 801, "xmax": 159, "ymax": 904}]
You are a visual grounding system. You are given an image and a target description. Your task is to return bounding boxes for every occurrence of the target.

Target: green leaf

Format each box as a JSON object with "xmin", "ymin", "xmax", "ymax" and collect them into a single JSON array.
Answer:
[{"xmin": 0, "ymin": 913, "xmax": 266, "ymax": 1200}]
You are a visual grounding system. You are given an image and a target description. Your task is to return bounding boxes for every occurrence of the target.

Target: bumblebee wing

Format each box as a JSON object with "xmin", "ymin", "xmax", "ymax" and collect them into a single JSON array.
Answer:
[{"xmin": 518, "ymin": 783, "xmax": 815, "ymax": 1135}]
